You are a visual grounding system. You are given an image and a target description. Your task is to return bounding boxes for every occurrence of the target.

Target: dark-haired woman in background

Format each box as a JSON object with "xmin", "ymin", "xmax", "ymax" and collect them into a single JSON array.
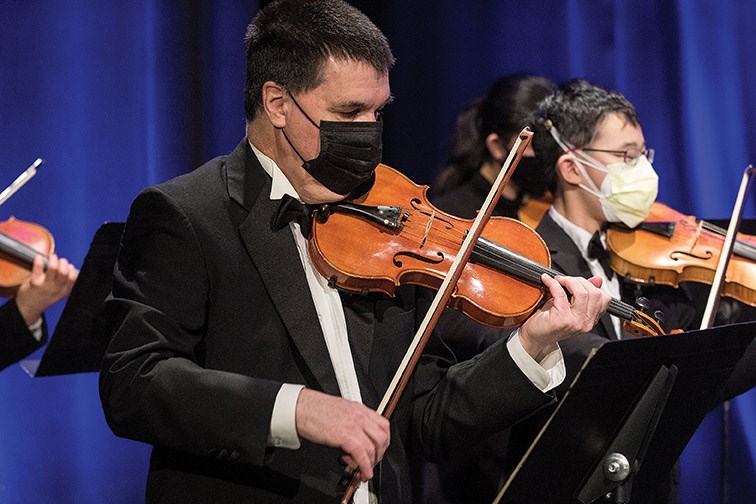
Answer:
[{"xmin": 432, "ymin": 74, "xmax": 556, "ymax": 221}]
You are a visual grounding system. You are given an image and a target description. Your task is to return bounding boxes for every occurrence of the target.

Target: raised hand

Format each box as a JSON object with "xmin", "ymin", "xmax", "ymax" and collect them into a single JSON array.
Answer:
[{"xmin": 15, "ymin": 253, "xmax": 78, "ymax": 326}]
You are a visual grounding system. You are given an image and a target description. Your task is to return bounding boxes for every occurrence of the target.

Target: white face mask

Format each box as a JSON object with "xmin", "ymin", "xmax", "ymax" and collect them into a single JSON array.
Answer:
[
  {"xmin": 570, "ymin": 153, "xmax": 658, "ymax": 228},
  {"xmin": 546, "ymin": 123, "xmax": 658, "ymax": 228}
]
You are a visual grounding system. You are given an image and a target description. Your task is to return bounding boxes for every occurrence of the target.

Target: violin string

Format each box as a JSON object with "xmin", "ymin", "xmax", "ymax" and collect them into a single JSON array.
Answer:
[
  {"xmin": 471, "ymin": 235, "xmax": 636, "ymax": 320},
  {"xmin": 395, "ymin": 212, "xmax": 637, "ymax": 321},
  {"xmin": 701, "ymin": 220, "xmax": 729, "ymax": 236},
  {"xmin": 679, "ymin": 218, "xmax": 756, "ymax": 262},
  {"xmin": 403, "ymin": 214, "xmax": 467, "ymax": 242},
  {"xmin": 397, "ymin": 218, "xmax": 468, "ymax": 249},
  {"xmin": 377, "ymin": 208, "xmax": 733, "ymax": 327},
  {"xmin": 700, "ymin": 221, "xmax": 756, "ymax": 260},
  {"xmin": 0, "ymin": 230, "xmax": 41, "ymax": 268}
]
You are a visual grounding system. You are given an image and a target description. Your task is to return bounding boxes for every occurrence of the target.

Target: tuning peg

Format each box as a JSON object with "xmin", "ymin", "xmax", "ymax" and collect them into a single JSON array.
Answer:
[{"xmin": 635, "ymin": 296, "xmax": 650, "ymax": 313}]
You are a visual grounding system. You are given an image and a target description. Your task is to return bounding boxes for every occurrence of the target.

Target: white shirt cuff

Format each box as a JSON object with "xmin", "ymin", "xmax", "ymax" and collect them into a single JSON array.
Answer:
[
  {"xmin": 506, "ymin": 327, "xmax": 566, "ymax": 392},
  {"xmin": 268, "ymin": 383, "xmax": 305, "ymax": 449},
  {"xmin": 28, "ymin": 317, "xmax": 43, "ymax": 342}
]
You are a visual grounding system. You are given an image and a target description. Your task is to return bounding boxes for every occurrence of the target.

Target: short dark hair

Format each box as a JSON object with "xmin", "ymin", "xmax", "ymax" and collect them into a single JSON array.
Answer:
[
  {"xmin": 244, "ymin": 0, "xmax": 395, "ymax": 121},
  {"xmin": 435, "ymin": 74, "xmax": 555, "ymax": 196},
  {"xmin": 531, "ymin": 79, "xmax": 640, "ymax": 187}
]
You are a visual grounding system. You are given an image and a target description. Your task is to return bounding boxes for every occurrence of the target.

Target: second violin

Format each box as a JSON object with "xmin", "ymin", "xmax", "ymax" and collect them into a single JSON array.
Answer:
[
  {"xmin": 0, "ymin": 217, "xmax": 54, "ymax": 297},
  {"xmin": 606, "ymin": 202, "xmax": 756, "ymax": 307}
]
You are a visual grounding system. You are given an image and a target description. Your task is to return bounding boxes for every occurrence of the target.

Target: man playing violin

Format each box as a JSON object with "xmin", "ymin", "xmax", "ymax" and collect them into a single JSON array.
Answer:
[
  {"xmin": 99, "ymin": 2, "xmax": 611, "ymax": 503},
  {"xmin": 1, "ymin": 254, "xmax": 78, "ymax": 371}
]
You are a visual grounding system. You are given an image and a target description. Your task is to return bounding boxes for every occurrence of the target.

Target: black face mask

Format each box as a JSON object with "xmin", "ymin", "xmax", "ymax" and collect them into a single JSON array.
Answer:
[
  {"xmin": 511, "ymin": 155, "xmax": 550, "ymax": 197},
  {"xmin": 304, "ymin": 120, "xmax": 382, "ymax": 198},
  {"xmin": 283, "ymin": 93, "xmax": 383, "ymax": 199}
]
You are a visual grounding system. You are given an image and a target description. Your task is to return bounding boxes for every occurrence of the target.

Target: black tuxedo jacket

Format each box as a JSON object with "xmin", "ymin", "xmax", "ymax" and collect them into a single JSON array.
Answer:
[
  {"xmin": 0, "ymin": 299, "xmax": 46, "ymax": 372},
  {"xmin": 535, "ymin": 213, "xmax": 620, "ymax": 383},
  {"xmin": 100, "ymin": 140, "xmax": 553, "ymax": 503}
]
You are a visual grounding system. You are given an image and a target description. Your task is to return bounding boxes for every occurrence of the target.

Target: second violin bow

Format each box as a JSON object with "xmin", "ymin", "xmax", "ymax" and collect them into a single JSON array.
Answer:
[{"xmin": 0, "ymin": 158, "xmax": 43, "ymax": 206}]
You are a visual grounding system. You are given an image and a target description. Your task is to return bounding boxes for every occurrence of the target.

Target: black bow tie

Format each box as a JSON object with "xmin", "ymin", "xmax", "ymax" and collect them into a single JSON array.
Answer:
[
  {"xmin": 271, "ymin": 194, "xmax": 315, "ymax": 237},
  {"xmin": 587, "ymin": 231, "xmax": 614, "ymax": 279}
]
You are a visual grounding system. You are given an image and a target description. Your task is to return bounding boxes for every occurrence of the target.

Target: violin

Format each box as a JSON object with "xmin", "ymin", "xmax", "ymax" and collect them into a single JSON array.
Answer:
[
  {"xmin": 308, "ymin": 164, "xmax": 664, "ymax": 337},
  {"xmin": 606, "ymin": 202, "xmax": 756, "ymax": 307},
  {"xmin": 0, "ymin": 217, "xmax": 54, "ymax": 296},
  {"xmin": 517, "ymin": 195, "xmax": 551, "ymax": 229}
]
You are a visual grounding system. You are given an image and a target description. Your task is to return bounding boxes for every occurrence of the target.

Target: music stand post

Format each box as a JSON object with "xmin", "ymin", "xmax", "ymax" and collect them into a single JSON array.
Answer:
[
  {"xmin": 493, "ymin": 322, "xmax": 756, "ymax": 504},
  {"xmin": 577, "ymin": 365, "xmax": 676, "ymax": 503}
]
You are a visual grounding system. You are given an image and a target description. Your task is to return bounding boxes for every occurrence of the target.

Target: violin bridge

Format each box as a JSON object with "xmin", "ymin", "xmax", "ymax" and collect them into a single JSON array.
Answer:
[
  {"xmin": 689, "ymin": 220, "xmax": 705, "ymax": 252},
  {"xmin": 420, "ymin": 211, "xmax": 435, "ymax": 248}
]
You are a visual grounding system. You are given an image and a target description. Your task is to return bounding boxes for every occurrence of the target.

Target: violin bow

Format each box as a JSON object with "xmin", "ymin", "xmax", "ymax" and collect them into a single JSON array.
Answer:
[
  {"xmin": 0, "ymin": 158, "xmax": 43, "ymax": 206},
  {"xmin": 697, "ymin": 164, "xmax": 755, "ymax": 504},
  {"xmin": 340, "ymin": 128, "xmax": 535, "ymax": 504},
  {"xmin": 699, "ymin": 164, "xmax": 756, "ymax": 330}
]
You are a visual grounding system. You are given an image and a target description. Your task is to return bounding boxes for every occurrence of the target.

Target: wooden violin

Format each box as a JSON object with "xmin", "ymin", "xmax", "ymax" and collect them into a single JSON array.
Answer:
[
  {"xmin": 308, "ymin": 164, "xmax": 664, "ymax": 337},
  {"xmin": 517, "ymin": 194, "xmax": 551, "ymax": 229},
  {"xmin": 0, "ymin": 159, "xmax": 54, "ymax": 295},
  {"xmin": 606, "ymin": 202, "xmax": 756, "ymax": 307},
  {"xmin": 0, "ymin": 217, "xmax": 54, "ymax": 296}
]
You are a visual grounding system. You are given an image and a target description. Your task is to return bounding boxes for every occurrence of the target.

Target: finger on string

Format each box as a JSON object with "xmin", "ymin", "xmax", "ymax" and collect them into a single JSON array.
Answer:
[
  {"xmin": 541, "ymin": 273, "xmax": 568, "ymax": 308},
  {"xmin": 587, "ymin": 275, "xmax": 603, "ymax": 288},
  {"xmin": 558, "ymin": 276, "xmax": 592, "ymax": 309},
  {"xmin": 30, "ymin": 254, "xmax": 45, "ymax": 277},
  {"xmin": 32, "ymin": 253, "xmax": 51, "ymax": 284}
]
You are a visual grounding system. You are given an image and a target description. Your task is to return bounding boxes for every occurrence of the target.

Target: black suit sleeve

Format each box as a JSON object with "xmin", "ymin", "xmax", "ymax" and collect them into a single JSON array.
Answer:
[
  {"xmin": 0, "ymin": 299, "xmax": 46, "ymax": 372},
  {"xmin": 404, "ymin": 290, "xmax": 556, "ymax": 461},
  {"xmin": 99, "ymin": 187, "xmax": 281, "ymax": 467},
  {"xmin": 409, "ymin": 334, "xmax": 556, "ymax": 461}
]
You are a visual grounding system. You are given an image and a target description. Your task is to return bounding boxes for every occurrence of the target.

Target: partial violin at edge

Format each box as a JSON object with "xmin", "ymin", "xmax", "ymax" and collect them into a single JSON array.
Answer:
[
  {"xmin": 0, "ymin": 217, "xmax": 54, "ymax": 297},
  {"xmin": 606, "ymin": 202, "xmax": 756, "ymax": 307}
]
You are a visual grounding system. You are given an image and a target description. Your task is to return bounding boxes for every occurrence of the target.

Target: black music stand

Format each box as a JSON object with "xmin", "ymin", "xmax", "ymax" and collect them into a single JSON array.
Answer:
[
  {"xmin": 33, "ymin": 222, "xmax": 123, "ymax": 376},
  {"xmin": 493, "ymin": 321, "xmax": 756, "ymax": 504}
]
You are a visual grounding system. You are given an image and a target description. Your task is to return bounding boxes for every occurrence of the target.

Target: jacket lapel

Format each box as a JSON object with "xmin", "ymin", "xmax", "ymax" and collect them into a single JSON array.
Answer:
[
  {"xmin": 227, "ymin": 140, "xmax": 341, "ymax": 395},
  {"xmin": 537, "ymin": 213, "xmax": 619, "ymax": 341}
]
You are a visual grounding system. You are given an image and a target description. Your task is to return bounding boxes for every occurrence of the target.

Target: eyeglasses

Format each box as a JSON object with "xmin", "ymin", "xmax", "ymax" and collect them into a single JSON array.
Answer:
[{"xmin": 581, "ymin": 147, "xmax": 654, "ymax": 166}]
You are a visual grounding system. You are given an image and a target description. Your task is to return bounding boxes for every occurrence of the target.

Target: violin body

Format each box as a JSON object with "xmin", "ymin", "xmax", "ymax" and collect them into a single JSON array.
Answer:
[
  {"xmin": 309, "ymin": 164, "xmax": 551, "ymax": 328},
  {"xmin": 517, "ymin": 195, "xmax": 551, "ymax": 230},
  {"xmin": 0, "ymin": 217, "xmax": 54, "ymax": 296},
  {"xmin": 607, "ymin": 202, "xmax": 756, "ymax": 307}
]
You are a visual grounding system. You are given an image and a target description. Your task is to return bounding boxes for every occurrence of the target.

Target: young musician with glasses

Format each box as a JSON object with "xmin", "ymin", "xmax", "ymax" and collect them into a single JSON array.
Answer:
[{"xmin": 531, "ymin": 79, "xmax": 695, "ymax": 345}]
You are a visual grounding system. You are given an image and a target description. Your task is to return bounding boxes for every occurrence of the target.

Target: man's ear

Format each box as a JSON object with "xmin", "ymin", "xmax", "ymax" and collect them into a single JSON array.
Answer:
[
  {"xmin": 485, "ymin": 133, "xmax": 507, "ymax": 161},
  {"xmin": 262, "ymin": 81, "xmax": 287, "ymax": 128},
  {"xmin": 556, "ymin": 153, "xmax": 584, "ymax": 186}
]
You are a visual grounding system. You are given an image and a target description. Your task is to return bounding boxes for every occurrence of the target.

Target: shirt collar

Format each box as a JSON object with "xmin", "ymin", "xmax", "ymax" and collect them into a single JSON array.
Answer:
[
  {"xmin": 248, "ymin": 139, "xmax": 300, "ymax": 201},
  {"xmin": 547, "ymin": 206, "xmax": 605, "ymax": 261}
]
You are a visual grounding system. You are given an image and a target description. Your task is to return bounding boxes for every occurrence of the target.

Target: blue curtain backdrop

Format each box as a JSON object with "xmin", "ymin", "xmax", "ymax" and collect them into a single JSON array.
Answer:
[{"xmin": 0, "ymin": 1, "xmax": 753, "ymax": 502}]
